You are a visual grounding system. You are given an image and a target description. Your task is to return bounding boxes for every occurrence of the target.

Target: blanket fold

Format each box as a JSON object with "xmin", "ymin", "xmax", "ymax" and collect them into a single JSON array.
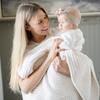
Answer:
[{"xmin": 65, "ymin": 50, "xmax": 99, "ymax": 100}]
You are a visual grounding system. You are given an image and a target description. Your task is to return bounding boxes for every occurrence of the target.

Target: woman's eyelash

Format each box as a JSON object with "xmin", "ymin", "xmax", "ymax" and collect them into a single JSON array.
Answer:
[
  {"xmin": 38, "ymin": 16, "xmax": 47, "ymax": 24},
  {"xmin": 38, "ymin": 21, "xmax": 42, "ymax": 24},
  {"xmin": 44, "ymin": 16, "xmax": 47, "ymax": 19}
]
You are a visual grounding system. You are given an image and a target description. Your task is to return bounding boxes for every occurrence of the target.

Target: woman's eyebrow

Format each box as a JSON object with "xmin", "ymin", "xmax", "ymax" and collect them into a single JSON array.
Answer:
[
  {"xmin": 44, "ymin": 14, "xmax": 47, "ymax": 16},
  {"xmin": 37, "ymin": 14, "xmax": 46, "ymax": 22},
  {"xmin": 38, "ymin": 19, "xmax": 41, "ymax": 21},
  {"xmin": 39, "ymin": 16, "xmax": 46, "ymax": 21}
]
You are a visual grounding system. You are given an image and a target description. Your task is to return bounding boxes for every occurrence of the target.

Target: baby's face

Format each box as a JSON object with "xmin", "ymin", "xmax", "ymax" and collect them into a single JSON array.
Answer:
[{"xmin": 58, "ymin": 15, "xmax": 74, "ymax": 33}]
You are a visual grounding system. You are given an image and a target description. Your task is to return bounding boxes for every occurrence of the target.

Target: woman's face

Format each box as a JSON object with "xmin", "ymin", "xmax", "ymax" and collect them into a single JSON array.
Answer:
[{"xmin": 27, "ymin": 9, "xmax": 49, "ymax": 37}]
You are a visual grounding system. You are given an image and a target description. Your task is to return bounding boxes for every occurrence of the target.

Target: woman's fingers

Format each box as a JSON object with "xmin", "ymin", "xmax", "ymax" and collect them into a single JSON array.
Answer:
[
  {"xmin": 54, "ymin": 56, "xmax": 61, "ymax": 65},
  {"xmin": 55, "ymin": 49, "xmax": 65, "ymax": 56},
  {"xmin": 48, "ymin": 38, "xmax": 64, "ymax": 62},
  {"xmin": 53, "ymin": 56, "xmax": 61, "ymax": 72},
  {"xmin": 53, "ymin": 38, "xmax": 65, "ymax": 54},
  {"xmin": 53, "ymin": 38, "xmax": 63, "ymax": 48}
]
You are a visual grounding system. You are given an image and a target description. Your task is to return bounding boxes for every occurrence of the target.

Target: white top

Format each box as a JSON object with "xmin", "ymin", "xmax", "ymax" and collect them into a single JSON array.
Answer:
[
  {"xmin": 59, "ymin": 28, "xmax": 85, "ymax": 51},
  {"xmin": 59, "ymin": 28, "xmax": 85, "ymax": 60}
]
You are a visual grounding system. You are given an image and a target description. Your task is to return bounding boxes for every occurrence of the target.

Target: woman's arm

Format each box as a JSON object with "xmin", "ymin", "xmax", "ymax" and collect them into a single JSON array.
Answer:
[
  {"xmin": 18, "ymin": 38, "xmax": 64, "ymax": 94},
  {"xmin": 53, "ymin": 51, "xmax": 82, "ymax": 74},
  {"xmin": 18, "ymin": 56, "xmax": 52, "ymax": 94}
]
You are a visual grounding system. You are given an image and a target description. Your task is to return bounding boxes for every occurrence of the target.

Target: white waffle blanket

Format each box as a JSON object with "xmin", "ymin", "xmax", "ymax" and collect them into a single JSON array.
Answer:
[{"xmin": 19, "ymin": 30, "xmax": 99, "ymax": 100}]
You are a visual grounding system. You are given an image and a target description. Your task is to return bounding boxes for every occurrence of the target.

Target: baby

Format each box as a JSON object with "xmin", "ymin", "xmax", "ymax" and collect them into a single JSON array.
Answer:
[{"xmin": 55, "ymin": 7, "xmax": 85, "ymax": 61}]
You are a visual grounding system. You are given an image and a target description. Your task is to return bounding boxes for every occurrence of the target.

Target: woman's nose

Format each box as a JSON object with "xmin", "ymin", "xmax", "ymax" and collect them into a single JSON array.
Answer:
[{"xmin": 44, "ymin": 19, "xmax": 48, "ymax": 26}]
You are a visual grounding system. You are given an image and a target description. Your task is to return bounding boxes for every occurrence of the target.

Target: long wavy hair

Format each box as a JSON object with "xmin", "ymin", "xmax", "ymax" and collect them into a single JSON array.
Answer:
[{"xmin": 9, "ymin": 2, "xmax": 51, "ymax": 93}]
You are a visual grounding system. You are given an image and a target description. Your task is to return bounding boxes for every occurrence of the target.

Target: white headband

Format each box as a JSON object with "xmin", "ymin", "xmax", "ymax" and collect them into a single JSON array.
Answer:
[{"xmin": 55, "ymin": 8, "xmax": 80, "ymax": 27}]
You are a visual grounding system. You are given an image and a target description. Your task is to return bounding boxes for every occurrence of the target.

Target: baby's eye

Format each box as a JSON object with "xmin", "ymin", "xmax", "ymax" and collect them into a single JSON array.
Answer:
[
  {"xmin": 59, "ymin": 22, "xmax": 62, "ymax": 25},
  {"xmin": 62, "ymin": 22, "xmax": 65, "ymax": 24}
]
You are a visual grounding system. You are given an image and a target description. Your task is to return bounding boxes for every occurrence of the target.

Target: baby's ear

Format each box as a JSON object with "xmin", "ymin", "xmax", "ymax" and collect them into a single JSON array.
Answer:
[{"xmin": 73, "ymin": 25, "xmax": 77, "ymax": 29}]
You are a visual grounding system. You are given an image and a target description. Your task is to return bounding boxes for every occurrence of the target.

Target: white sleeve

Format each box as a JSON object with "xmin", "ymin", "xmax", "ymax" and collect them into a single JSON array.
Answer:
[{"xmin": 59, "ymin": 31, "xmax": 77, "ymax": 50}]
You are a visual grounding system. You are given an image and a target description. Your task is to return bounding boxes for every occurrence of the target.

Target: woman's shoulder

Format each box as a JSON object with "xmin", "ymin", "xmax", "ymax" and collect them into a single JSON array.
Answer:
[{"xmin": 51, "ymin": 27, "xmax": 62, "ymax": 37}]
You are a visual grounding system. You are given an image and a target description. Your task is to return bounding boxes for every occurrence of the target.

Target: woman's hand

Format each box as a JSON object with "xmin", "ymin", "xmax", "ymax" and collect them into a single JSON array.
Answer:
[
  {"xmin": 47, "ymin": 38, "xmax": 64, "ymax": 62},
  {"xmin": 53, "ymin": 56, "xmax": 70, "ymax": 75}
]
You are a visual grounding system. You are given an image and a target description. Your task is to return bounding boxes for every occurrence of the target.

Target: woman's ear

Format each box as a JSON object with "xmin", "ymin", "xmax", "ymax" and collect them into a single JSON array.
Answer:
[{"xmin": 25, "ymin": 25, "xmax": 30, "ymax": 31}]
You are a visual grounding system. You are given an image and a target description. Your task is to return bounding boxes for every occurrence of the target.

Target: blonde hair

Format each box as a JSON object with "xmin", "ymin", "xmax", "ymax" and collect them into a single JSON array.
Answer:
[{"xmin": 9, "ymin": 2, "xmax": 51, "ymax": 93}]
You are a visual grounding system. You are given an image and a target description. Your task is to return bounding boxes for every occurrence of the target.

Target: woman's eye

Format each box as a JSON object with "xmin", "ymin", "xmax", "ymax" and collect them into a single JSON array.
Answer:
[
  {"xmin": 38, "ymin": 21, "xmax": 42, "ymax": 24},
  {"xmin": 44, "ymin": 16, "xmax": 47, "ymax": 19}
]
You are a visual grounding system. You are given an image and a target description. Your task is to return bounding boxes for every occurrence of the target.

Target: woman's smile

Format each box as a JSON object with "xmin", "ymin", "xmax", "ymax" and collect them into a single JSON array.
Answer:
[{"xmin": 42, "ymin": 26, "xmax": 48, "ymax": 31}]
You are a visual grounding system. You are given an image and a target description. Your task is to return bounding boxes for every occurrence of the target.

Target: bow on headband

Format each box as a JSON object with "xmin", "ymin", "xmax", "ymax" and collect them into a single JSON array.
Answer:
[{"xmin": 55, "ymin": 8, "xmax": 66, "ymax": 15}]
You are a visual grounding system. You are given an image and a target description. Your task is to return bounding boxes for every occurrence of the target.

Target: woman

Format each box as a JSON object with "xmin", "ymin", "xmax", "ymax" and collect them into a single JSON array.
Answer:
[
  {"xmin": 10, "ymin": 2, "xmax": 69, "ymax": 99},
  {"xmin": 10, "ymin": 2, "xmax": 99, "ymax": 100}
]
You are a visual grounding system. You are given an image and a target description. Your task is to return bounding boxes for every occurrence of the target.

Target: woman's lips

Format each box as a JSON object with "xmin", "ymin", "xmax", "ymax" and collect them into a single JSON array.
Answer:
[{"xmin": 42, "ymin": 26, "xmax": 48, "ymax": 31}]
